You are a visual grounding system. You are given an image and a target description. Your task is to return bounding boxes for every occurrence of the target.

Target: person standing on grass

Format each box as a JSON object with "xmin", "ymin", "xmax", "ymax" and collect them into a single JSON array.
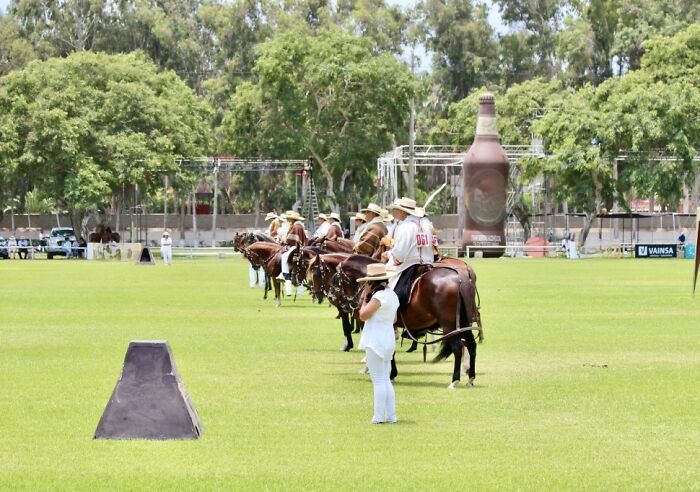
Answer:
[
  {"xmin": 161, "ymin": 231, "xmax": 173, "ymax": 266},
  {"xmin": 357, "ymin": 263, "xmax": 400, "ymax": 425}
]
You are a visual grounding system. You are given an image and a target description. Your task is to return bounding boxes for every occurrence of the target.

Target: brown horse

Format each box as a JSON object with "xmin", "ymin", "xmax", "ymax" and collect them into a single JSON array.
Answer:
[
  {"xmin": 322, "ymin": 238, "xmax": 354, "ymax": 253},
  {"xmin": 337, "ymin": 255, "xmax": 482, "ymax": 388},
  {"xmin": 243, "ymin": 242, "xmax": 285, "ymax": 306},
  {"xmin": 89, "ymin": 225, "xmax": 120, "ymax": 244}
]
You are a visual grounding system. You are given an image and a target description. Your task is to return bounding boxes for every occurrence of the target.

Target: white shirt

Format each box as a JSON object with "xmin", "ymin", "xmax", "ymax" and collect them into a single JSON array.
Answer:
[
  {"xmin": 313, "ymin": 221, "xmax": 330, "ymax": 239},
  {"xmin": 161, "ymin": 237, "xmax": 172, "ymax": 248},
  {"xmin": 358, "ymin": 288, "xmax": 399, "ymax": 360},
  {"xmin": 387, "ymin": 215, "xmax": 432, "ymax": 271},
  {"xmin": 353, "ymin": 223, "xmax": 367, "ymax": 242},
  {"xmin": 277, "ymin": 222, "xmax": 290, "ymax": 242}
]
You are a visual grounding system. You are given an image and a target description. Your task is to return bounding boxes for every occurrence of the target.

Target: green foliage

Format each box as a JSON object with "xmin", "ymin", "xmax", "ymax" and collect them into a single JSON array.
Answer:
[
  {"xmin": 0, "ymin": 51, "xmax": 211, "ymax": 217},
  {"xmin": 220, "ymin": 27, "xmax": 416, "ymax": 210}
]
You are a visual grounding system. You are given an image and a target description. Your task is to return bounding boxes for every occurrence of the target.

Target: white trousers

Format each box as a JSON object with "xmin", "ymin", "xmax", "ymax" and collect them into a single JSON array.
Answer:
[
  {"xmin": 281, "ymin": 249, "xmax": 292, "ymax": 274},
  {"xmin": 365, "ymin": 349, "xmax": 396, "ymax": 423},
  {"xmin": 161, "ymin": 246, "xmax": 172, "ymax": 265},
  {"xmin": 249, "ymin": 265, "xmax": 264, "ymax": 287}
]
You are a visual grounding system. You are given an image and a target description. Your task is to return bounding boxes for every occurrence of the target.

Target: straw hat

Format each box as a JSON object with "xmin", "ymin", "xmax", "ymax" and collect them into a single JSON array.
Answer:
[
  {"xmin": 279, "ymin": 213, "xmax": 287, "ymax": 221},
  {"xmin": 287, "ymin": 211, "xmax": 305, "ymax": 221},
  {"xmin": 356, "ymin": 263, "xmax": 399, "ymax": 282},
  {"xmin": 264, "ymin": 212, "xmax": 278, "ymax": 221},
  {"xmin": 383, "ymin": 213, "xmax": 394, "ymax": 222},
  {"xmin": 361, "ymin": 203, "xmax": 383, "ymax": 215},
  {"xmin": 163, "ymin": 231, "xmax": 170, "ymax": 237},
  {"xmin": 328, "ymin": 212, "xmax": 341, "ymax": 222},
  {"xmin": 387, "ymin": 197, "xmax": 424, "ymax": 217},
  {"xmin": 316, "ymin": 213, "xmax": 328, "ymax": 221},
  {"xmin": 353, "ymin": 212, "xmax": 367, "ymax": 222}
]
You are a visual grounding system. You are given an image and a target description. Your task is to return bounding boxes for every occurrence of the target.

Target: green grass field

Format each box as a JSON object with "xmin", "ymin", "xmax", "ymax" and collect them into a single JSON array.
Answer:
[{"xmin": 1, "ymin": 256, "xmax": 698, "ymax": 490}]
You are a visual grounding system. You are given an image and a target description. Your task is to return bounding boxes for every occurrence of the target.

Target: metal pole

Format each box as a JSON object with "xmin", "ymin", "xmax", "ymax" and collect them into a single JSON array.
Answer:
[
  {"xmin": 164, "ymin": 175, "xmax": 168, "ymax": 231},
  {"xmin": 212, "ymin": 160, "xmax": 219, "ymax": 247},
  {"xmin": 191, "ymin": 187, "xmax": 198, "ymax": 247},
  {"xmin": 408, "ymin": 98, "xmax": 416, "ymax": 199}
]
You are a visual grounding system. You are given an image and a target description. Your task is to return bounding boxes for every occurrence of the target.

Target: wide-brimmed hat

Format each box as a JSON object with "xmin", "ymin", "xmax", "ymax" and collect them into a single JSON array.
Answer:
[
  {"xmin": 328, "ymin": 212, "xmax": 341, "ymax": 222},
  {"xmin": 279, "ymin": 213, "xmax": 287, "ymax": 220},
  {"xmin": 356, "ymin": 263, "xmax": 399, "ymax": 282},
  {"xmin": 361, "ymin": 203, "xmax": 383, "ymax": 215},
  {"xmin": 285, "ymin": 210, "xmax": 298, "ymax": 220},
  {"xmin": 353, "ymin": 212, "xmax": 367, "ymax": 222},
  {"xmin": 163, "ymin": 231, "xmax": 170, "ymax": 236},
  {"xmin": 264, "ymin": 212, "xmax": 278, "ymax": 221},
  {"xmin": 9, "ymin": 236, "xmax": 15, "ymax": 240},
  {"xmin": 316, "ymin": 213, "xmax": 328, "ymax": 221},
  {"xmin": 383, "ymin": 213, "xmax": 394, "ymax": 222},
  {"xmin": 387, "ymin": 197, "xmax": 424, "ymax": 217}
]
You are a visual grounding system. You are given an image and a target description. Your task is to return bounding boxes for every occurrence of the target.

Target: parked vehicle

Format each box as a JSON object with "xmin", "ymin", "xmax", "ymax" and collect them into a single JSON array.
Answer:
[{"xmin": 46, "ymin": 227, "xmax": 75, "ymax": 259}]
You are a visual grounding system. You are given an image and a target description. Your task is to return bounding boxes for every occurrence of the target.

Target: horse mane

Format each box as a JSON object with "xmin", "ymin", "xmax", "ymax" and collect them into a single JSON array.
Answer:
[{"xmin": 338, "ymin": 254, "xmax": 380, "ymax": 282}]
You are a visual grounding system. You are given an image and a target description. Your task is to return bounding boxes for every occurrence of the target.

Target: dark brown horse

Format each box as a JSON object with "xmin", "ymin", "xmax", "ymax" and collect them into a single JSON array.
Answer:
[
  {"xmin": 337, "ymin": 255, "xmax": 482, "ymax": 388},
  {"xmin": 312, "ymin": 252, "xmax": 362, "ymax": 351},
  {"xmin": 243, "ymin": 242, "xmax": 285, "ymax": 306},
  {"xmin": 233, "ymin": 231, "xmax": 274, "ymax": 252},
  {"xmin": 89, "ymin": 225, "xmax": 120, "ymax": 243}
]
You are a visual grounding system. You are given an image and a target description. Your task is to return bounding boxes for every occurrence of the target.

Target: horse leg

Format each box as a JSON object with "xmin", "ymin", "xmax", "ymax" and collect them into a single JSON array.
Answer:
[
  {"xmin": 263, "ymin": 273, "xmax": 271, "ymax": 300},
  {"xmin": 447, "ymin": 336, "xmax": 463, "ymax": 389},
  {"xmin": 463, "ymin": 331, "xmax": 477, "ymax": 386},
  {"xmin": 340, "ymin": 311, "xmax": 353, "ymax": 352},
  {"xmin": 390, "ymin": 353, "xmax": 398, "ymax": 382},
  {"xmin": 274, "ymin": 278, "xmax": 281, "ymax": 307}
]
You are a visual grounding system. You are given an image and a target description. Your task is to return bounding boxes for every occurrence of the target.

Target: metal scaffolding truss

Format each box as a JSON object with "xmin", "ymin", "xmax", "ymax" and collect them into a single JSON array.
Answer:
[
  {"xmin": 376, "ymin": 144, "xmax": 546, "ymax": 207},
  {"xmin": 176, "ymin": 157, "xmax": 311, "ymax": 172}
]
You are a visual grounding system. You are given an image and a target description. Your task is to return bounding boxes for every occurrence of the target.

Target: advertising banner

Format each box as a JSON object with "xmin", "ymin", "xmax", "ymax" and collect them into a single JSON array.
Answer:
[{"xmin": 635, "ymin": 244, "xmax": 677, "ymax": 258}]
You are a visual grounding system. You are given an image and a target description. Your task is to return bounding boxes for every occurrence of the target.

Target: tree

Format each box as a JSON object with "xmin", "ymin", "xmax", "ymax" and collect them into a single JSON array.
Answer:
[
  {"xmin": 0, "ymin": 15, "xmax": 36, "ymax": 76},
  {"xmin": 219, "ymin": 27, "xmax": 416, "ymax": 212},
  {"xmin": 494, "ymin": 0, "xmax": 568, "ymax": 78},
  {"xmin": 420, "ymin": 0, "xmax": 500, "ymax": 102},
  {"xmin": 0, "ymin": 51, "xmax": 212, "ymax": 234},
  {"xmin": 534, "ymin": 85, "xmax": 614, "ymax": 247}
]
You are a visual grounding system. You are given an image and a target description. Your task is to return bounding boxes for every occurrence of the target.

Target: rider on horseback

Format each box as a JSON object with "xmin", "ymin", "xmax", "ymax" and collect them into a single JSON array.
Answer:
[
  {"xmin": 383, "ymin": 197, "xmax": 434, "ymax": 306},
  {"xmin": 352, "ymin": 213, "xmax": 367, "ymax": 242},
  {"xmin": 264, "ymin": 212, "xmax": 281, "ymax": 242},
  {"xmin": 311, "ymin": 214, "xmax": 330, "ymax": 244},
  {"xmin": 353, "ymin": 203, "xmax": 388, "ymax": 259},
  {"xmin": 278, "ymin": 211, "xmax": 307, "ymax": 295},
  {"xmin": 325, "ymin": 212, "xmax": 344, "ymax": 240}
]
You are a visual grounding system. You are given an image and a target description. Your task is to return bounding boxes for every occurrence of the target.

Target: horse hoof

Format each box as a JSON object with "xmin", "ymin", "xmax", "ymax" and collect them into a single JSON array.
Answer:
[
  {"xmin": 448, "ymin": 381, "xmax": 458, "ymax": 390},
  {"xmin": 275, "ymin": 301, "xmax": 281, "ymax": 308},
  {"xmin": 466, "ymin": 378, "xmax": 474, "ymax": 387}
]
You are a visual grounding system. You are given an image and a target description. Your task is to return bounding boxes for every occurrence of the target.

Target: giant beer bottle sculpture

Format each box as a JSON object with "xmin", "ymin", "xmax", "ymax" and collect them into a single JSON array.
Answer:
[{"xmin": 462, "ymin": 93, "xmax": 509, "ymax": 257}]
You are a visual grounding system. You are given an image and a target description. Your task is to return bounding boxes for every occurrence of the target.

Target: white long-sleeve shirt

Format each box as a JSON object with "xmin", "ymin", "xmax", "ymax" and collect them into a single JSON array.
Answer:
[{"xmin": 313, "ymin": 221, "xmax": 330, "ymax": 239}]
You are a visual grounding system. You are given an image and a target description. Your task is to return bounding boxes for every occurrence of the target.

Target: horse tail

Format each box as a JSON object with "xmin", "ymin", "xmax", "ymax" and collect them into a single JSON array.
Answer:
[
  {"xmin": 433, "ymin": 339, "xmax": 453, "ymax": 362},
  {"xmin": 457, "ymin": 269, "xmax": 484, "ymax": 344}
]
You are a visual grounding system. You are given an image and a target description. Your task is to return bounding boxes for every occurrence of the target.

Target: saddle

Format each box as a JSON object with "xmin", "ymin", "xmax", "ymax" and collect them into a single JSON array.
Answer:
[{"xmin": 393, "ymin": 264, "xmax": 432, "ymax": 307}]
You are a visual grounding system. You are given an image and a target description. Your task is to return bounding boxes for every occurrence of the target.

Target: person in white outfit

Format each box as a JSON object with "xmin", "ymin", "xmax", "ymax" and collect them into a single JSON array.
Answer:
[
  {"xmin": 357, "ymin": 263, "xmax": 400, "ymax": 425},
  {"xmin": 383, "ymin": 197, "xmax": 432, "ymax": 291},
  {"xmin": 353, "ymin": 213, "xmax": 367, "ymax": 242},
  {"xmin": 160, "ymin": 231, "xmax": 173, "ymax": 265},
  {"xmin": 311, "ymin": 213, "xmax": 330, "ymax": 243}
]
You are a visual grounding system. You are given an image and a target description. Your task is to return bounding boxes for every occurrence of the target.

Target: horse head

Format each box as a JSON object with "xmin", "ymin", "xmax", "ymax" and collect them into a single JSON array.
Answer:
[{"xmin": 335, "ymin": 255, "xmax": 381, "ymax": 313}]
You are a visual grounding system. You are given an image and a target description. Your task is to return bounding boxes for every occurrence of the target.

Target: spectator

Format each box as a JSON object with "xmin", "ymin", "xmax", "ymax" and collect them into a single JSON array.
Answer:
[
  {"xmin": 63, "ymin": 236, "xmax": 73, "ymax": 258},
  {"xmin": 77, "ymin": 237, "xmax": 87, "ymax": 258},
  {"xmin": 160, "ymin": 231, "xmax": 173, "ymax": 266},
  {"xmin": 17, "ymin": 236, "xmax": 30, "ymax": 259},
  {"xmin": 8, "ymin": 236, "xmax": 17, "ymax": 259}
]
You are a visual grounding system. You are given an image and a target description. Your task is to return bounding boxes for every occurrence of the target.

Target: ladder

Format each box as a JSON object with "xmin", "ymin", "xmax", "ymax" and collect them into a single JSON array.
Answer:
[{"xmin": 300, "ymin": 163, "xmax": 320, "ymax": 233}]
